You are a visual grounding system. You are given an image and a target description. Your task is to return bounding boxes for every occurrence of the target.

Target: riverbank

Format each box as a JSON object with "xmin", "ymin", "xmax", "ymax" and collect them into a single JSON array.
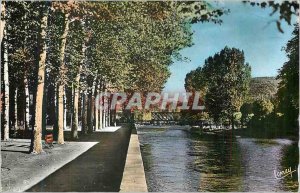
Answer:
[
  {"xmin": 120, "ymin": 126, "xmax": 148, "ymax": 192},
  {"xmin": 1, "ymin": 139, "xmax": 97, "ymax": 192},
  {"xmin": 188, "ymin": 125, "xmax": 298, "ymax": 141},
  {"xmin": 233, "ymin": 127, "xmax": 299, "ymax": 141}
]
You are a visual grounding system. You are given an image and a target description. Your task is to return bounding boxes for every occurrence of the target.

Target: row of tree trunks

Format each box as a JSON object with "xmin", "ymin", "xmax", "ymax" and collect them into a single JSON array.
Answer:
[
  {"xmin": 69, "ymin": 79, "xmax": 113, "ymax": 136},
  {"xmin": 1, "ymin": 3, "xmax": 113, "ymax": 151},
  {"xmin": 9, "ymin": 81, "xmax": 31, "ymax": 134}
]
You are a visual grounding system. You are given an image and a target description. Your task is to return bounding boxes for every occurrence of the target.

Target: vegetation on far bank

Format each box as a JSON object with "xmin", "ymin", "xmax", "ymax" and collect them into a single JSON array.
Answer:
[{"xmin": 183, "ymin": 25, "xmax": 299, "ymax": 138}]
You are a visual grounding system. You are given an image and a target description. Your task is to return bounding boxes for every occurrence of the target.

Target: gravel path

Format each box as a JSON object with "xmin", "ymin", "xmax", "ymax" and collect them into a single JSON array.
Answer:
[
  {"xmin": 26, "ymin": 125, "xmax": 131, "ymax": 192},
  {"xmin": 1, "ymin": 139, "xmax": 97, "ymax": 192}
]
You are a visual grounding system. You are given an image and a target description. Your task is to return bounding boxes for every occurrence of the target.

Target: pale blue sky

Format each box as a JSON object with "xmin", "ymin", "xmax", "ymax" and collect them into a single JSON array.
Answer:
[{"xmin": 164, "ymin": 1, "xmax": 297, "ymax": 92}]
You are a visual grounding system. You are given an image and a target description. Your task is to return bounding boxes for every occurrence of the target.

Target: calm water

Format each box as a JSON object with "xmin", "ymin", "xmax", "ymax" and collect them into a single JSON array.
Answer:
[{"xmin": 137, "ymin": 126, "xmax": 298, "ymax": 192}]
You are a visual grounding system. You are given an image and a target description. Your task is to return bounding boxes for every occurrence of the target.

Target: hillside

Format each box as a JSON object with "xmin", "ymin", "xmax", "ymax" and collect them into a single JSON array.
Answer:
[{"xmin": 249, "ymin": 77, "xmax": 280, "ymax": 99}]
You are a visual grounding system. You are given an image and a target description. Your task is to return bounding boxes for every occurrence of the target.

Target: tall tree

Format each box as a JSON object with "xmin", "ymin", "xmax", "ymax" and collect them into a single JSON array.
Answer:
[
  {"xmin": 3, "ymin": 27, "xmax": 9, "ymax": 140},
  {"xmin": 276, "ymin": 24, "xmax": 299, "ymax": 132},
  {"xmin": 31, "ymin": 3, "xmax": 49, "ymax": 154},
  {"xmin": 69, "ymin": 20, "xmax": 86, "ymax": 139},
  {"xmin": 202, "ymin": 47, "xmax": 251, "ymax": 129},
  {"xmin": 56, "ymin": 12, "xmax": 69, "ymax": 144},
  {"xmin": 185, "ymin": 67, "xmax": 208, "ymax": 97},
  {"xmin": 51, "ymin": 1, "xmax": 75, "ymax": 144}
]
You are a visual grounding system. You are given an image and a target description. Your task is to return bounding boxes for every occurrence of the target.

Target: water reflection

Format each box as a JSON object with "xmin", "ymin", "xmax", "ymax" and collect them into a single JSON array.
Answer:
[
  {"xmin": 138, "ymin": 127, "xmax": 200, "ymax": 191},
  {"xmin": 191, "ymin": 134, "xmax": 243, "ymax": 192},
  {"xmin": 281, "ymin": 141, "xmax": 299, "ymax": 191},
  {"xmin": 138, "ymin": 126, "xmax": 298, "ymax": 192}
]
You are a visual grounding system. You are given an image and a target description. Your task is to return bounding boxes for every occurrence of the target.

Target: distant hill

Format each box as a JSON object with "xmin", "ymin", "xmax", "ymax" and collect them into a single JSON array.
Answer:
[{"xmin": 249, "ymin": 77, "xmax": 280, "ymax": 100}]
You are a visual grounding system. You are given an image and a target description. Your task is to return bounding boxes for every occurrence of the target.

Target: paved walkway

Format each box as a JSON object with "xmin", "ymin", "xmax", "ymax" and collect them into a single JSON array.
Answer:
[{"xmin": 26, "ymin": 125, "xmax": 132, "ymax": 192}]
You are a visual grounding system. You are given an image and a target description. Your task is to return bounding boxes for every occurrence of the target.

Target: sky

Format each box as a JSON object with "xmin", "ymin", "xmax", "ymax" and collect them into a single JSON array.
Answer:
[{"xmin": 163, "ymin": 1, "xmax": 297, "ymax": 92}]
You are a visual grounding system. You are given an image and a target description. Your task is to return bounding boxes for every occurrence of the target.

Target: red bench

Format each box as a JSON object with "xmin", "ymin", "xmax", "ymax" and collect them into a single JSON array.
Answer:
[{"xmin": 45, "ymin": 134, "xmax": 54, "ymax": 147}]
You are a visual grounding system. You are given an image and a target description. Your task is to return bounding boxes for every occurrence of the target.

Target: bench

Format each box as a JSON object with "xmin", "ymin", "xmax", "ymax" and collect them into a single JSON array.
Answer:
[{"xmin": 45, "ymin": 134, "xmax": 54, "ymax": 148}]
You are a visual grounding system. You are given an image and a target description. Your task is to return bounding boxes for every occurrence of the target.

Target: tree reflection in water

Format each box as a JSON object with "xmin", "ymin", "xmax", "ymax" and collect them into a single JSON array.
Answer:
[{"xmin": 138, "ymin": 126, "xmax": 298, "ymax": 192}]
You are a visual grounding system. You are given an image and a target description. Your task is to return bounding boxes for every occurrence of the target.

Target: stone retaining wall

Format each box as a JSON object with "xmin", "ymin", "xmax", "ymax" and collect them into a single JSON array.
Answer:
[{"xmin": 120, "ymin": 127, "xmax": 148, "ymax": 192}]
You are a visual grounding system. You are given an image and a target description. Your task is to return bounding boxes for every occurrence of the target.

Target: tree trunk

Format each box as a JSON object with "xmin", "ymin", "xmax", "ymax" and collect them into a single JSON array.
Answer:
[
  {"xmin": 53, "ymin": 84, "xmax": 58, "ymax": 132},
  {"xmin": 103, "ymin": 90, "xmax": 107, "ymax": 128},
  {"xmin": 70, "ymin": 84, "xmax": 74, "ymax": 132},
  {"xmin": 71, "ymin": 85, "xmax": 79, "ymax": 139},
  {"xmin": 71, "ymin": 21, "xmax": 90, "ymax": 137},
  {"xmin": 0, "ymin": 2, "xmax": 5, "ymax": 44},
  {"xmin": 81, "ymin": 91, "xmax": 88, "ymax": 134},
  {"xmin": 113, "ymin": 109, "xmax": 117, "ymax": 126},
  {"xmin": 71, "ymin": 70, "xmax": 81, "ymax": 139},
  {"xmin": 94, "ymin": 83, "xmax": 99, "ymax": 131},
  {"xmin": 14, "ymin": 88, "xmax": 18, "ymax": 130},
  {"xmin": 3, "ymin": 27, "xmax": 9, "ymax": 141},
  {"xmin": 57, "ymin": 84, "xmax": 64, "ymax": 144},
  {"xmin": 99, "ymin": 92, "xmax": 103, "ymax": 130},
  {"xmin": 57, "ymin": 13, "xmax": 70, "ymax": 144},
  {"xmin": 87, "ymin": 91, "xmax": 92, "ymax": 133},
  {"xmin": 103, "ymin": 109, "xmax": 106, "ymax": 128},
  {"xmin": 98, "ymin": 81, "xmax": 103, "ymax": 130},
  {"xmin": 64, "ymin": 88, "xmax": 67, "ymax": 130},
  {"xmin": 231, "ymin": 114, "xmax": 234, "ymax": 130},
  {"xmin": 95, "ymin": 106, "xmax": 98, "ymax": 130},
  {"xmin": 24, "ymin": 77, "xmax": 30, "ymax": 130},
  {"xmin": 107, "ymin": 96, "xmax": 111, "ymax": 127},
  {"xmin": 31, "ymin": 6, "xmax": 49, "ymax": 153},
  {"xmin": 108, "ymin": 102, "xmax": 111, "ymax": 126},
  {"xmin": 84, "ymin": 92, "xmax": 88, "ymax": 134},
  {"xmin": 88, "ymin": 78, "xmax": 97, "ymax": 132}
]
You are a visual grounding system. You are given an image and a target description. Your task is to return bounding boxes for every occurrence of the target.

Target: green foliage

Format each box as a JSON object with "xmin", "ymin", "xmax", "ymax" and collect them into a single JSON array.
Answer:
[
  {"xmin": 180, "ymin": 111, "xmax": 210, "ymax": 125},
  {"xmin": 5, "ymin": 2, "xmax": 43, "ymax": 86},
  {"xmin": 184, "ymin": 47, "xmax": 251, "ymax": 126},
  {"xmin": 3, "ymin": 1, "xmax": 227, "ymax": 137},
  {"xmin": 240, "ymin": 102, "xmax": 254, "ymax": 126},
  {"xmin": 276, "ymin": 24, "xmax": 299, "ymax": 131},
  {"xmin": 202, "ymin": 47, "xmax": 251, "ymax": 123},
  {"xmin": 184, "ymin": 67, "xmax": 208, "ymax": 97},
  {"xmin": 252, "ymin": 99, "xmax": 274, "ymax": 120},
  {"xmin": 244, "ymin": 1, "xmax": 299, "ymax": 33},
  {"xmin": 249, "ymin": 77, "xmax": 280, "ymax": 100},
  {"xmin": 239, "ymin": 25, "xmax": 298, "ymax": 136}
]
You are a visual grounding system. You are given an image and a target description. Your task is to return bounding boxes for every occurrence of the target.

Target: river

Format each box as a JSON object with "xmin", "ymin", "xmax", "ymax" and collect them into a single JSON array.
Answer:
[{"xmin": 137, "ymin": 126, "xmax": 298, "ymax": 192}]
